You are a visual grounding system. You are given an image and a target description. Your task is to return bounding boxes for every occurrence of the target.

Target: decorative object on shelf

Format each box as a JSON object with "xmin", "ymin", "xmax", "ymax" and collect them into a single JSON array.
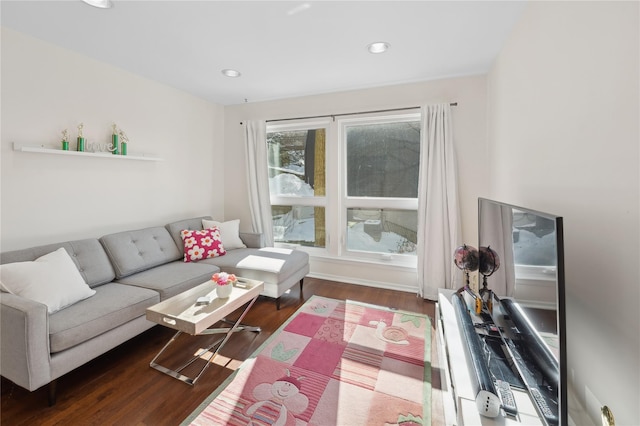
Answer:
[
  {"xmin": 478, "ymin": 245, "xmax": 500, "ymax": 277},
  {"xmin": 212, "ymin": 272, "xmax": 237, "ymax": 298},
  {"xmin": 478, "ymin": 246, "xmax": 500, "ymax": 310},
  {"xmin": 111, "ymin": 123, "xmax": 119, "ymax": 155},
  {"xmin": 77, "ymin": 123, "xmax": 85, "ymax": 152},
  {"xmin": 118, "ymin": 128, "xmax": 129, "ymax": 156},
  {"xmin": 454, "ymin": 244, "xmax": 481, "ymax": 313},
  {"xmin": 86, "ymin": 141, "xmax": 113, "ymax": 153},
  {"xmin": 453, "ymin": 244, "xmax": 479, "ymax": 287},
  {"xmin": 61, "ymin": 129, "xmax": 69, "ymax": 151}
]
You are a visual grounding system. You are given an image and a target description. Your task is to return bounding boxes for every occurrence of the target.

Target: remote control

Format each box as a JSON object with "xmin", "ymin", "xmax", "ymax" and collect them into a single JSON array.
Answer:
[
  {"xmin": 495, "ymin": 380, "xmax": 518, "ymax": 416},
  {"xmin": 530, "ymin": 387, "xmax": 559, "ymax": 425},
  {"xmin": 195, "ymin": 296, "xmax": 211, "ymax": 306}
]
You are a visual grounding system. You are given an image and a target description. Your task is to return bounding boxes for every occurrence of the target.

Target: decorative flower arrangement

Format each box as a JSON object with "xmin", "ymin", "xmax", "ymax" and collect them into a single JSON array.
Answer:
[{"xmin": 212, "ymin": 272, "xmax": 237, "ymax": 286}]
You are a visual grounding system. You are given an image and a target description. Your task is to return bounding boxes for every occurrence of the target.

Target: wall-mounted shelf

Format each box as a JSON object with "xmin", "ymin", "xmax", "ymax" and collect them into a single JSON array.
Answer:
[{"xmin": 12, "ymin": 143, "xmax": 163, "ymax": 162}]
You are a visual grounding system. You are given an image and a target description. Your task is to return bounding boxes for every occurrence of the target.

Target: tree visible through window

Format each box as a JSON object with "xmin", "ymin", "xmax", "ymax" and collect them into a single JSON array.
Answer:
[{"xmin": 346, "ymin": 122, "xmax": 420, "ymax": 198}]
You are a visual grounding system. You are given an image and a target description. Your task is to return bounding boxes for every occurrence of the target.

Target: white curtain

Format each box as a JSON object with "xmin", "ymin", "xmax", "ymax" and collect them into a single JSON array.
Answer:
[
  {"xmin": 243, "ymin": 120, "xmax": 274, "ymax": 246},
  {"xmin": 416, "ymin": 104, "xmax": 461, "ymax": 300},
  {"xmin": 479, "ymin": 203, "xmax": 516, "ymax": 297}
]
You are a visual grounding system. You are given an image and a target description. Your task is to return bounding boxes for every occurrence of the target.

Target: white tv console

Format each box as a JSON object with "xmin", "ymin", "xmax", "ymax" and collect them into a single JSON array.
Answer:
[{"xmin": 435, "ymin": 289, "xmax": 593, "ymax": 426}]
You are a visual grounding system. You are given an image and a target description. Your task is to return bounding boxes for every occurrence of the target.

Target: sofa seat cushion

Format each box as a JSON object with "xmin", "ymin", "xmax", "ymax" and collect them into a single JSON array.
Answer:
[
  {"xmin": 201, "ymin": 247, "xmax": 309, "ymax": 286},
  {"xmin": 115, "ymin": 260, "xmax": 219, "ymax": 300},
  {"xmin": 49, "ymin": 283, "xmax": 160, "ymax": 353}
]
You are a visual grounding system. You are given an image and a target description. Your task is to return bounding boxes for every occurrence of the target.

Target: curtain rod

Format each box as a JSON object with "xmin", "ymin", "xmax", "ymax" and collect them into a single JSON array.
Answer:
[{"xmin": 240, "ymin": 102, "xmax": 457, "ymax": 125}]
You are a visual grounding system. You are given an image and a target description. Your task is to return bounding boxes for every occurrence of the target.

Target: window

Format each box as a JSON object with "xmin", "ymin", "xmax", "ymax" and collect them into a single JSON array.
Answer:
[
  {"xmin": 267, "ymin": 125, "xmax": 328, "ymax": 248},
  {"xmin": 512, "ymin": 210, "xmax": 557, "ymax": 266},
  {"xmin": 512, "ymin": 209, "xmax": 557, "ymax": 281},
  {"xmin": 342, "ymin": 117, "xmax": 420, "ymax": 259},
  {"xmin": 267, "ymin": 112, "xmax": 421, "ymax": 264}
]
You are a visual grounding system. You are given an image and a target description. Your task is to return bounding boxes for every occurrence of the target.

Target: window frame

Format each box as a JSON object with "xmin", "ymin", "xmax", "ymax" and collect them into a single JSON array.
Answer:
[
  {"xmin": 266, "ymin": 111, "xmax": 421, "ymax": 267},
  {"xmin": 267, "ymin": 119, "xmax": 331, "ymax": 254}
]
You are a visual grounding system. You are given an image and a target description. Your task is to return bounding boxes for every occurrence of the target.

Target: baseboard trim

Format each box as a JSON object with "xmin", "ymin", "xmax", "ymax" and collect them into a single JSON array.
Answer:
[{"xmin": 306, "ymin": 272, "xmax": 418, "ymax": 294}]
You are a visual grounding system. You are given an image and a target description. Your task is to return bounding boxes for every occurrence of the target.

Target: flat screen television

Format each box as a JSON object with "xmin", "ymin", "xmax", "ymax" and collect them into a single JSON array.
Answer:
[{"xmin": 478, "ymin": 197, "xmax": 566, "ymax": 425}]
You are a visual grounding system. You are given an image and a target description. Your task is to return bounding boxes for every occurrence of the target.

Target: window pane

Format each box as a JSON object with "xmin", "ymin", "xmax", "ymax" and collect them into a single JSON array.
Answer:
[
  {"xmin": 272, "ymin": 205, "xmax": 326, "ymax": 248},
  {"xmin": 267, "ymin": 129, "xmax": 326, "ymax": 197},
  {"xmin": 346, "ymin": 121, "xmax": 420, "ymax": 198},
  {"xmin": 347, "ymin": 208, "xmax": 417, "ymax": 255},
  {"xmin": 513, "ymin": 210, "xmax": 557, "ymax": 267}
]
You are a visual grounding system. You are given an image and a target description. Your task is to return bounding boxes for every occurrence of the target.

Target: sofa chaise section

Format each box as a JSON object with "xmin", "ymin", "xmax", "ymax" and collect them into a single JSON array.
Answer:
[
  {"xmin": 206, "ymin": 247, "xmax": 309, "ymax": 306},
  {"xmin": 166, "ymin": 217, "xmax": 310, "ymax": 309}
]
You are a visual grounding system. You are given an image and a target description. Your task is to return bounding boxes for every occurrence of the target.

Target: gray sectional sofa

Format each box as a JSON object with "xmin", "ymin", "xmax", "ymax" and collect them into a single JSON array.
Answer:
[{"xmin": 0, "ymin": 216, "xmax": 309, "ymax": 404}]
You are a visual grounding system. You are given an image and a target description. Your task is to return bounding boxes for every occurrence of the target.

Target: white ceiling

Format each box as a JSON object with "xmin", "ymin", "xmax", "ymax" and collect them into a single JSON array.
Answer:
[{"xmin": 1, "ymin": 0, "xmax": 527, "ymax": 105}]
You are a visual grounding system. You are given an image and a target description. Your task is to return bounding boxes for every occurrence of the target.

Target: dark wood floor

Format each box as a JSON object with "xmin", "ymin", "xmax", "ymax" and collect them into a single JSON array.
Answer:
[{"xmin": 1, "ymin": 278, "xmax": 444, "ymax": 425}]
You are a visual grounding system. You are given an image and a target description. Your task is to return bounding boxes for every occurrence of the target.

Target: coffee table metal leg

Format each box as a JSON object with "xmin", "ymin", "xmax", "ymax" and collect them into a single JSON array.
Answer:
[
  {"xmin": 149, "ymin": 296, "xmax": 261, "ymax": 385},
  {"xmin": 149, "ymin": 330, "xmax": 195, "ymax": 384},
  {"xmin": 220, "ymin": 318, "xmax": 262, "ymax": 333}
]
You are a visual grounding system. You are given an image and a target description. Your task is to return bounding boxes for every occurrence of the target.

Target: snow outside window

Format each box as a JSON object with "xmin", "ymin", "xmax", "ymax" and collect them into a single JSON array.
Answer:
[{"xmin": 512, "ymin": 210, "xmax": 558, "ymax": 280}]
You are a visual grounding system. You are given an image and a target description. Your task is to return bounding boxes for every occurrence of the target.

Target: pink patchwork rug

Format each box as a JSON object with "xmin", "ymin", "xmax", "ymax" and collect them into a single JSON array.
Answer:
[{"xmin": 182, "ymin": 296, "xmax": 431, "ymax": 426}]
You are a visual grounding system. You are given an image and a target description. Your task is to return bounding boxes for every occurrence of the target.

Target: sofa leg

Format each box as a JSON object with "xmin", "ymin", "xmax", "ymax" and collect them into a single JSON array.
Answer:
[
  {"xmin": 276, "ymin": 297, "xmax": 281, "ymax": 310},
  {"xmin": 48, "ymin": 379, "xmax": 57, "ymax": 406},
  {"xmin": 299, "ymin": 278, "xmax": 304, "ymax": 299}
]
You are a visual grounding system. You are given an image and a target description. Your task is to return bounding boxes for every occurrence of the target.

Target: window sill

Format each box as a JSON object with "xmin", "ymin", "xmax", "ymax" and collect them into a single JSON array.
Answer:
[
  {"xmin": 274, "ymin": 243, "xmax": 417, "ymax": 270},
  {"xmin": 308, "ymin": 251, "xmax": 417, "ymax": 271}
]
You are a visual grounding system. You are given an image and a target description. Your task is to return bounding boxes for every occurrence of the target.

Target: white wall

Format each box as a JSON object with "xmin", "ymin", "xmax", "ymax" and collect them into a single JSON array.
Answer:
[
  {"xmin": 487, "ymin": 2, "xmax": 639, "ymax": 424},
  {"xmin": 224, "ymin": 76, "xmax": 488, "ymax": 291},
  {"xmin": 1, "ymin": 28, "xmax": 225, "ymax": 251}
]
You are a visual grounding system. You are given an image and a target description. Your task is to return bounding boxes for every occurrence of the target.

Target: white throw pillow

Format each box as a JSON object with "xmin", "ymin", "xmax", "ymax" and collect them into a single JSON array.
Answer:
[
  {"xmin": 202, "ymin": 219, "xmax": 246, "ymax": 250},
  {"xmin": 0, "ymin": 247, "xmax": 96, "ymax": 314}
]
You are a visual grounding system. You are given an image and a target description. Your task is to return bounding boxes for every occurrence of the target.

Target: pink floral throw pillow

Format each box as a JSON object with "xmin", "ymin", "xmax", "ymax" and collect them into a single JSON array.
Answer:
[{"xmin": 180, "ymin": 227, "xmax": 226, "ymax": 263}]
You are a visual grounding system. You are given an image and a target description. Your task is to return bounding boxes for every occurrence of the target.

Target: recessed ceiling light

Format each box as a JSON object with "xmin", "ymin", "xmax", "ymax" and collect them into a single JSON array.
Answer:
[
  {"xmin": 221, "ymin": 69, "xmax": 241, "ymax": 78},
  {"xmin": 367, "ymin": 42, "xmax": 390, "ymax": 54},
  {"xmin": 287, "ymin": 3, "xmax": 311, "ymax": 16},
  {"xmin": 81, "ymin": 0, "xmax": 113, "ymax": 9}
]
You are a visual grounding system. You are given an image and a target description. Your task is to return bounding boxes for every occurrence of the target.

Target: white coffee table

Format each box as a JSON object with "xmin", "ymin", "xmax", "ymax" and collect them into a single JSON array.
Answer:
[{"xmin": 145, "ymin": 277, "xmax": 264, "ymax": 385}]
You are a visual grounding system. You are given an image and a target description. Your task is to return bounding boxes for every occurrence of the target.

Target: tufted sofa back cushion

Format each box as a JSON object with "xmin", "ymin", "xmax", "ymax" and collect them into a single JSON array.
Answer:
[
  {"xmin": 0, "ymin": 239, "xmax": 115, "ymax": 288},
  {"xmin": 99, "ymin": 226, "xmax": 181, "ymax": 279},
  {"xmin": 165, "ymin": 216, "xmax": 212, "ymax": 256}
]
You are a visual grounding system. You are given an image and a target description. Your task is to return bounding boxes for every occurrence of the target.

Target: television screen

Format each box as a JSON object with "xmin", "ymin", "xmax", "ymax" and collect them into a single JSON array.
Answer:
[{"xmin": 478, "ymin": 198, "xmax": 566, "ymax": 425}]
